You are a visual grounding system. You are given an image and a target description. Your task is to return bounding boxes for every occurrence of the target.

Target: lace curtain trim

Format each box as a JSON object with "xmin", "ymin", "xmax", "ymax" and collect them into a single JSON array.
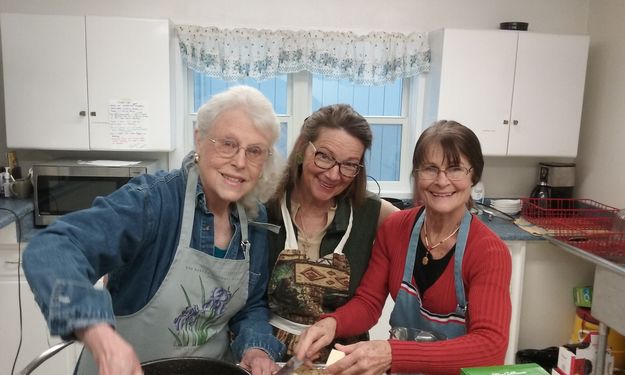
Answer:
[{"xmin": 176, "ymin": 25, "xmax": 430, "ymax": 85}]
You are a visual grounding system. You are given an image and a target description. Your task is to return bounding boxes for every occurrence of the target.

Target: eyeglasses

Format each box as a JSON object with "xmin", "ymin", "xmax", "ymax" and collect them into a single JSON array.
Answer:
[
  {"xmin": 309, "ymin": 142, "xmax": 363, "ymax": 177},
  {"xmin": 208, "ymin": 137, "xmax": 271, "ymax": 164},
  {"xmin": 415, "ymin": 165, "xmax": 473, "ymax": 181}
]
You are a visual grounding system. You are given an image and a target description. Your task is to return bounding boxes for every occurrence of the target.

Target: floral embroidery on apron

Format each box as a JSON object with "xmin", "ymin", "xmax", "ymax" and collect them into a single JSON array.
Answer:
[{"xmin": 170, "ymin": 280, "xmax": 239, "ymax": 346}]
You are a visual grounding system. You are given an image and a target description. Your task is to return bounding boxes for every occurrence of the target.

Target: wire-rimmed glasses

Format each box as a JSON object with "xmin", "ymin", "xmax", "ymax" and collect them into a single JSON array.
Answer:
[
  {"xmin": 415, "ymin": 165, "xmax": 473, "ymax": 181},
  {"xmin": 309, "ymin": 142, "xmax": 363, "ymax": 178},
  {"xmin": 208, "ymin": 137, "xmax": 271, "ymax": 165}
]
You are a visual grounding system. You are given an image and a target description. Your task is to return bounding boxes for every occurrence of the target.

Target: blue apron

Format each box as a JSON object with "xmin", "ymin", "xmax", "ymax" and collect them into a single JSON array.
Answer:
[{"xmin": 388, "ymin": 209, "xmax": 472, "ymax": 340}]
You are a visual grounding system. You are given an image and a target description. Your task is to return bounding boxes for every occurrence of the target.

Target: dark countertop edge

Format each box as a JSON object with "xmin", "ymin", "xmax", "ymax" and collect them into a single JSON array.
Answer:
[{"xmin": 545, "ymin": 236, "xmax": 625, "ymax": 276}]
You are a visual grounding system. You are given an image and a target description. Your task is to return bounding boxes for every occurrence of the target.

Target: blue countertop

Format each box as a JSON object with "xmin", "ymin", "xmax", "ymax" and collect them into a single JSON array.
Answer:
[
  {"xmin": 1, "ymin": 197, "xmax": 540, "ymax": 243},
  {"xmin": 0, "ymin": 197, "xmax": 43, "ymax": 242},
  {"xmin": 0, "ymin": 197, "xmax": 33, "ymax": 225},
  {"xmin": 476, "ymin": 214, "xmax": 539, "ymax": 241}
]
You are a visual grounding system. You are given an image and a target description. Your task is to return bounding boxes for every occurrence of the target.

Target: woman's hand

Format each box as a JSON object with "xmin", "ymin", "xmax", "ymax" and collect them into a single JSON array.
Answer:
[
  {"xmin": 324, "ymin": 341, "xmax": 392, "ymax": 375},
  {"xmin": 294, "ymin": 317, "xmax": 337, "ymax": 363},
  {"xmin": 240, "ymin": 348, "xmax": 279, "ymax": 375},
  {"xmin": 76, "ymin": 323, "xmax": 142, "ymax": 375}
]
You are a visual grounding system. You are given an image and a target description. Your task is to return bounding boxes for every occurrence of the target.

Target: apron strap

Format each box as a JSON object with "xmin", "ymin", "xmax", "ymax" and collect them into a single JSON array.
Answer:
[
  {"xmin": 279, "ymin": 193, "xmax": 354, "ymax": 255},
  {"xmin": 453, "ymin": 210, "xmax": 472, "ymax": 313},
  {"xmin": 178, "ymin": 164, "xmax": 200, "ymax": 247},
  {"xmin": 280, "ymin": 193, "xmax": 299, "ymax": 249},
  {"xmin": 236, "ymin": 202, "xmax": 250, "ymax": 258},
  {"xmin": 403, "ymin": 210, "xmax": 425, "ymax": 282},
  {"xmin": 333, "ymin": 204, "xmax": 353, "ymax": 255}
]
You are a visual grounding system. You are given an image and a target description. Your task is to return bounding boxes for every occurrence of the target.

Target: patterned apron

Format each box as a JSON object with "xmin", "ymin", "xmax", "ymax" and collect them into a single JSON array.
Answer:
[
  {"xmin": 76, "ymin": 164, "xmax": 250, "ymax": 374},
  {"xmin": 388, "ymin": 209, "xmax": 472, "ymax": 342},
  {"xmin": 267, "ymin": 195, "xmax": 364, "ymax": 360}
]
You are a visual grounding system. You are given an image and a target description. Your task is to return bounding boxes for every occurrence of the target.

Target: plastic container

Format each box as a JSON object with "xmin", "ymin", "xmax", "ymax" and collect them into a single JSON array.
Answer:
[{"xmin": 471, "ymin": 181, "xmax": 485, "ymax": 204}]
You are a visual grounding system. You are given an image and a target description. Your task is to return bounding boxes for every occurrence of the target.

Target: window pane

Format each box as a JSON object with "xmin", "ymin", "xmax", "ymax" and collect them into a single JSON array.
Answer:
[
  {"xmin": 192, "ymin": 71, "xmax": 288, "ymax": 115},
  {"xmin": 365, "ymin": 124, "xmax": 401, "ymax": 181},
  {"xmin": 311, "ymin": 74, "xmax": 402, "ymax": 116},
  {"xmin": 277, "ymin": 122, "xmax": 288, "ymax": 158}
]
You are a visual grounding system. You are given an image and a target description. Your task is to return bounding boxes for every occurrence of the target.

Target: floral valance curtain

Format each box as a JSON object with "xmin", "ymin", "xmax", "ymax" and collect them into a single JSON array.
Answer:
[{"xmin": 176, "ymin": 25, "xmax": 430, "ymax": 85}]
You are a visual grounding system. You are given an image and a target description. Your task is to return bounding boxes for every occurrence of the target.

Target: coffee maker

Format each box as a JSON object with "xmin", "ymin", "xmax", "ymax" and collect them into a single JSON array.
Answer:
[{"xmin": 530, "ymin": 162, "xmax": 576, "ymax": 199}]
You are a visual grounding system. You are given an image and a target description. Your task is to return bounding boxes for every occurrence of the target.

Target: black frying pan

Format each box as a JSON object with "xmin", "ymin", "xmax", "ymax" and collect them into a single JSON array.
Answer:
[
  {"xmin": 142, "ymin": 357, "xmax": 250, "ymax": 375},
  {"xmin": 19, "ymin": 341, "xmax": 250, "ymax": 375}
]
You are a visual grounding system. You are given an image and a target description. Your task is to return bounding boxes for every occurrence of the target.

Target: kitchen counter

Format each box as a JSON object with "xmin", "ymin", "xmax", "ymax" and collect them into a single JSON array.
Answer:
[
  {"xmin": 476, "ymin": 213, "xmax": 539, "ymax": 241},
  {"xmin": 0, "ymin": 197, "xmax": 33, "ymax": 227},
  {"xmin": 0, "ymin": 197, "xmax": 41, "ymax": 242}
]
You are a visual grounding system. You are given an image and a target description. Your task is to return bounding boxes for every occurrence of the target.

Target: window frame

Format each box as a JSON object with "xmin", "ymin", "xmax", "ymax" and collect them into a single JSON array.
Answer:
[{"xmin": 184, "ymin": 70, "xmax": 424, "ymax": 198}]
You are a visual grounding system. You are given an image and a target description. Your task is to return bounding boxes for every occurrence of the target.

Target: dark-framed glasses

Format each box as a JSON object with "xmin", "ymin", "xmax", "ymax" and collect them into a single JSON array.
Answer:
[
  {"xmin": 309, "ymin": 142, "xmax": 363, "ymax": 178},
  {"xmin": 415, "ymin": 165, "xmax": 473, "ymax": 181},
  {"xmin": 208, "ymin": 137, "xmax": 271, "ymax": 164}
]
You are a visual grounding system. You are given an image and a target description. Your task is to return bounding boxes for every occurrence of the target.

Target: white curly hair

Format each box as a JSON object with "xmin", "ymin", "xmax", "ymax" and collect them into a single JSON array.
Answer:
[{"xmin": 195, "ymin": 85, "xmax": 285, "ymax": 218}]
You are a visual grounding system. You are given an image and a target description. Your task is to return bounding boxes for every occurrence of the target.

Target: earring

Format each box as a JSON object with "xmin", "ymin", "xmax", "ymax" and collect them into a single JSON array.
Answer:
[
  {"xmin": 295, "ymin": 153, "xmax": 303, "ymax": 165},
  {"xmin": 194, "ymin": 152, "xmax": 200, "ymax": 163}
]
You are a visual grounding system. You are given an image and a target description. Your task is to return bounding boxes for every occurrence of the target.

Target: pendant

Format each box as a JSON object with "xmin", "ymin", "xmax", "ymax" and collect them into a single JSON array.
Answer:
[{"xmin": 422, "ymin": 255, "xmax": 429, "ymax": 265}]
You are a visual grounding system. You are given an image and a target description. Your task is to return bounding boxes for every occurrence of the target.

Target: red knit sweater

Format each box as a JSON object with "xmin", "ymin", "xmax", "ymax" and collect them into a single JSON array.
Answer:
[{"xmin": 328, "ymin": 207, "xmax": 512, "ymax": 374}]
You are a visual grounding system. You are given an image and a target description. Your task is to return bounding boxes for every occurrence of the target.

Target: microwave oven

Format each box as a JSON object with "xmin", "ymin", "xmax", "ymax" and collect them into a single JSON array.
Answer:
[{"xmin": 32, "ymin": 159, "xmax": 158, "ymax": 226}]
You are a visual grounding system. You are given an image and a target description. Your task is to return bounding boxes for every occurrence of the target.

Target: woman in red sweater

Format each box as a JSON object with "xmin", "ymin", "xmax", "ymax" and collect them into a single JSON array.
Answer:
[{"xmin": 295, "ymin": 120, "xmax": 512, "ymax": 375}]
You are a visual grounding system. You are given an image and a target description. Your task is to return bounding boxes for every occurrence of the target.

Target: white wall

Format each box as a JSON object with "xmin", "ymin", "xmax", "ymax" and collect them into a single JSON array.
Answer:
[
  {"xmin": 576, "ymin": 0, "xmax": 625, "ymax": 209},
  {"xmin": 0, "ymin": 0, "xmax": 591, "ymax": 197},
  {"xmin": 0, "ymin": 0, "xmax": 589, "ymax": 34}
]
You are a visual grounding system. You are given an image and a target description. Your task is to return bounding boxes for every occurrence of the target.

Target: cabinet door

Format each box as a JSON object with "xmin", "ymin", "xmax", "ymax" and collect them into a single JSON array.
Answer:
[
  {"xmin": 0, "ymin": 246, "xmax": 78, "ymax": 374},
  {"xmin": 86, "ymin": 17, "xmax": 174, "ymax": 151},
  {"xmin": 435, "ymin": 29, "xmax": 518, "ymax": 156},
  {"xmin": 1, "ymin": 14, "xmax": 90, "ymax": 150},
  {"xmin": 508, "ymin": 33, "xmax": 589, "ymax": 157}
]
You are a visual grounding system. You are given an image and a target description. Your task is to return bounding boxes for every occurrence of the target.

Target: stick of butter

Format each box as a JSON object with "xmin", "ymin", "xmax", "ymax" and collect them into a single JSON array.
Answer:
[{"xmin": 325, "ymin": 349, "xmax": 346, "ymax": 366}]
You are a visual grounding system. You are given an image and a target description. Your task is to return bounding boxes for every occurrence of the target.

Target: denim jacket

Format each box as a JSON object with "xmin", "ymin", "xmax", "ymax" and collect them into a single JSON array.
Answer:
[{"xmin": 23, "ymin": 152, "xmax": 285, "ymax": 361}]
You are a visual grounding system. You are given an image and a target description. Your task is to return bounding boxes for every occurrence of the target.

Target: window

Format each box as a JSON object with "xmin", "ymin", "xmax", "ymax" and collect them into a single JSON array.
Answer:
[
  {"xmin": 191, "ymin": 72, "xmax": 290, "ymax": 157},
  {"xmin": 311, "ymin": 75, "xmax": 407, "ymax": 184},
  {"xmin": 187, "ymin": 70, "xmax": 420, "ymax": 197}
]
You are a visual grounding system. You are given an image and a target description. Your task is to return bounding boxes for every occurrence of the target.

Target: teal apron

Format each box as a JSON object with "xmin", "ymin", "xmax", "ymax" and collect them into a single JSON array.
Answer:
[
  {"xmin": 76, "ymin": 164, "xmax": 251, "ymax": 374},
  {"xmin": 388, "ymin": 209, "xmax": 472, "ymax": 341}
]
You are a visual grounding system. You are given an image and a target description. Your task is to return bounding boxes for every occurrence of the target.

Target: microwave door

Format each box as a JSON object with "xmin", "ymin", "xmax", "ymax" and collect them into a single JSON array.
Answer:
[{"xmin": 36, "ymin": 175, "xmax": 130, "ymax": 220}]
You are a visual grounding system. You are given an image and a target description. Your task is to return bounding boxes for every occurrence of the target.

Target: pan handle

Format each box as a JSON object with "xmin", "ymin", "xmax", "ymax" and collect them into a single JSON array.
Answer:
[{"xmin": 19, "ymin": 340, "xmax": 74, "ymax": 375}]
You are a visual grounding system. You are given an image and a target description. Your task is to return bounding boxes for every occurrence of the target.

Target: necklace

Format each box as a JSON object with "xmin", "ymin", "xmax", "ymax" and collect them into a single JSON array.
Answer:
[{"xmin": 422, "ymin": 219, "xmax": 461, "ymax": 265}]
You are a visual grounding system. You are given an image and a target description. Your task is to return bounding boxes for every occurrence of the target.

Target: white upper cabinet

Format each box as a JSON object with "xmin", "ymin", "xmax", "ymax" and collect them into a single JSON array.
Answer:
[
  {"xmin": 424, "ymin": 29, "xmax": 589, "ymax": 157},
  {"xmin": 1, "ymin": 14, "xmax": 175, "ymax": 151}
]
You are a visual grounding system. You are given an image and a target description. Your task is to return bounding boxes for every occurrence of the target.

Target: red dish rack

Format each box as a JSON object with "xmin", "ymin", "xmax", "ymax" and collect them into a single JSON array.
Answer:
[{"xmin": 520, "ymin": 198, "xmax": 625, "ymax": 262}]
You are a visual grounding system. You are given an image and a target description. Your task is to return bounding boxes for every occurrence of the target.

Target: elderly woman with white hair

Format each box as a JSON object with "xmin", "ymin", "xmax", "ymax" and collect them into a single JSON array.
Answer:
[{"xmin": 23, "ymin": 86, "xmax": 286, "ymax": 375}]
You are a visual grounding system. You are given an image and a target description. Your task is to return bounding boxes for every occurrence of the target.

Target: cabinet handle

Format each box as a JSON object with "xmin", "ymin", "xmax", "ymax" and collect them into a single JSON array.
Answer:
[
  {"xmin": 90, "ymin": 111, "xmax": 97, "ymax": 116},
  {"xmin": 5, "ymin": 261, "xmax": 22, "ymax": 265},
  {"xmin": 79, "ymin": 111, "xmax": 86, "ymax": 116},
  {"xmin": 513, "ymin": 120, "xmax": 519, "ymax": 125},
  {"xmin": 503, "ymin": 120, "xmax": 509, "ymax": 125}
]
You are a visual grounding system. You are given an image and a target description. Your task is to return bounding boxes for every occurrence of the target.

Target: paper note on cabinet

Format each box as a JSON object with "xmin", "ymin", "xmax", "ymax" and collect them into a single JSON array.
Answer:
[{"xmin": 108, "ymin": 99, "xmax": 149, "ymax": 149}]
